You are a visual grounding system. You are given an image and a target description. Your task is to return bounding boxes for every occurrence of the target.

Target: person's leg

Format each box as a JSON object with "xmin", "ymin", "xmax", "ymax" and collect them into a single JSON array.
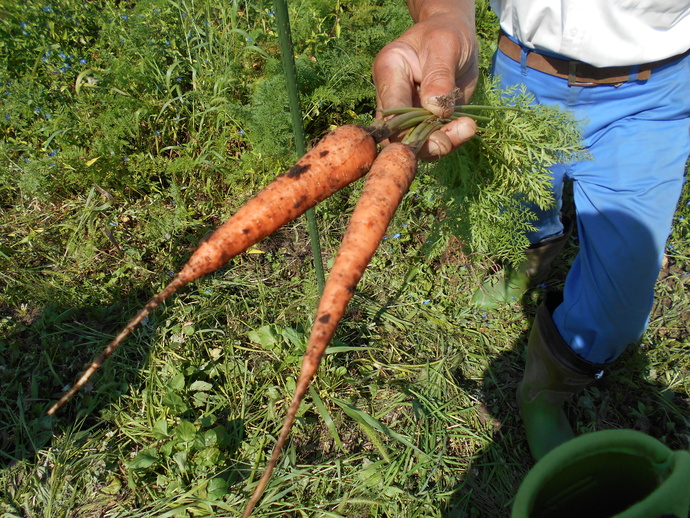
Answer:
[
  {"xmin": 489, "ymin": 47, "xmax": 690, "ymax": 457},
  {"xmin": 552, "ymin": 53, "xmax": 690, "ymax": 363}
]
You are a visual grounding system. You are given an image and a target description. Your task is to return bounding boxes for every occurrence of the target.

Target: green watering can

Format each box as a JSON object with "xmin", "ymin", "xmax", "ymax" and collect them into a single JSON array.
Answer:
[{"xmin": 512, "ymin": 429, "xmax": 690, "ymax": 518}]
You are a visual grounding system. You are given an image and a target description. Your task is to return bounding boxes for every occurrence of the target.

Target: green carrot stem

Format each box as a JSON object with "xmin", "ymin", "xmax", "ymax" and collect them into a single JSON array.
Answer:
[
  {"xmin": 453, "ymin": 104, "xmax": 521, "ymax": 112},
  {"xmin": 385, "ymin": 111, "xmax": 436, "ymax": 132},
  {"xmin": 403, "ymin": 121, "xmax": 443, "ymax": 153},
  {"xmin": 380, "ymin": 107, "xmax": 431, "ymax": 117},
  {"xmin": 450, "ymin": 112, "xmax": 493, "ymax": 123}
]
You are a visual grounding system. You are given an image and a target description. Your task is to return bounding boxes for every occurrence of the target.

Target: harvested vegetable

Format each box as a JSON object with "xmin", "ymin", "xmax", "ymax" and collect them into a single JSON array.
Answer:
[
  {"xmin": 43, "ymin": 87, "xmax": 586, "ymax": 518},
  {"xmin": 46, "ymin": 124, "xmax": 377, "ymax": 416}
]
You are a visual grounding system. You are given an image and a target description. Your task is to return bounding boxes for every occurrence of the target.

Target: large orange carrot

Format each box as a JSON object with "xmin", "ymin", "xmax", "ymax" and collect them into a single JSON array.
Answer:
[
  {"xmin": 46, "ymin": 125, "xmax": 377, "ymax": 416},
  {"xmin": 242, "ymin": 142, "xmax": 418, "ymax": 517}
]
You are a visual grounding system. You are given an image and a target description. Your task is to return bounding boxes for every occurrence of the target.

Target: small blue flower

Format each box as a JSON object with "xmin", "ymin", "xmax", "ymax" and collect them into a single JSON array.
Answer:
[
  {"xmin": 155, "ymin": 130, "xmax": 161, "ymax": 135},
  {"xmin": 153, "ymin": 8, "xmax": 159, "ymax": 14},
  {"xmin": 423, "ymin": 300, "xmax": 431, "ymax": 305},
  {"xmin": 481, "ymin": 313, "xmax": 487, "ymax": 318},
  {"xmin": 59, "ymin": 52, "xmax": 66, "ymax": 59},
  {"xmin": 121, "ymin": 14, "xmax": 129, "ymax": 20},
  {"xmin": 23, "ymin": 157, "xmax": 29, "ymax": 162},
  {"xmin": 3, "ymin": 114, "xmax": 8, "ymax": 121},
  {"xmin": 268, "ymin": 9, "xmax": 275, "ymax": 16},
  {"xmin": 35, "ymin": 108, "xmax": 41, "ymax": 114},
  {"xmin": 48, "ymin": 150, "xmax": 58, "ymax": 157},
  {"xmin": 45, "ymin": 113, "xmax": 51, "ymax": 119},
  {"xmin": 537, "ymin": 283, "xmax": 547, "ymax": 289},
  {"xmin": 176, "ymin": 76, "xmax": 182, "ymax": 82},
  {"xmin": 50, "ymin": 163, "xmax": 56, "ymax": 167},
  {"xmin": 181, "ymin": 12, "xmax": 187, "ymax": 17},
  {"xmin": 44, "ymin": 6, "xmax": 53, "ymax": 12},
  {"xmin": 42, "ymin": 57, "xmax": 48, "ymax": 63},
  {"xmin": 79, "ymin": 58, "xmax": 86, "ymax": 64},
  {"xmin": 237, "ymin": 129, "xmax": 245, "ymax": 136},
  {"xmin": 20, "ymin": 22, "xmax": 28, "ymax": 28},
  {"xmin": 122, "ymin": 154, "xmax": 128, "ymax": 162},
  {"xmin": 392, "ymin": 233, "xmax": 401, "ymax": 239}
]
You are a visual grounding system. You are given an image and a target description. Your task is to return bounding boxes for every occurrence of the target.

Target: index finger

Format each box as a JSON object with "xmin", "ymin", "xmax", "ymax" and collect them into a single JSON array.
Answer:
[{"xmin": 372, "ymin": 41, "xmax": 422, "ymax": 116}]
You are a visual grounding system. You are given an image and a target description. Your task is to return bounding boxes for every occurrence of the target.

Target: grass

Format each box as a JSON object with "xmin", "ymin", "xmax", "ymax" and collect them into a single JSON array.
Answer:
[{"xmin": 1, "ymin": 0, "xmax": 689, "ymax": 517}]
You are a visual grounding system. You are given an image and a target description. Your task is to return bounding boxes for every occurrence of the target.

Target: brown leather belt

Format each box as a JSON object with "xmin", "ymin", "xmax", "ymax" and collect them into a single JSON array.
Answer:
[{"xmin": 498, "ymin": 31, "xmax": 690, "ymax": 86}]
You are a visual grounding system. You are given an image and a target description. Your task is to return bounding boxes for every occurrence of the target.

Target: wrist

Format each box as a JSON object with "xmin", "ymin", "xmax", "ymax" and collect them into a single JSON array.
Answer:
[{"xmin": 408, "ymin": 0, "xmax": 475, "ymax": 25}]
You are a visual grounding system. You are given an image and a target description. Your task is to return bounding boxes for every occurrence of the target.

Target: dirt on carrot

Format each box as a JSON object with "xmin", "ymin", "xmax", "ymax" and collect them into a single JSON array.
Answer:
[{"xmin": 46, "ymin": 124, "xmax": 378, "ymax": 416}]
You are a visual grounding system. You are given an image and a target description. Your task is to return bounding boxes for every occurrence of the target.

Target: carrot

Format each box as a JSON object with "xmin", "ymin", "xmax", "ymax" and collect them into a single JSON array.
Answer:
[
  {"xmin": 46, "ymin": 124, "xmax": 377, "ymax": 416},
  {"xmin": 241, "ymin": 142, "xmax": 418, "ymax": 517}
]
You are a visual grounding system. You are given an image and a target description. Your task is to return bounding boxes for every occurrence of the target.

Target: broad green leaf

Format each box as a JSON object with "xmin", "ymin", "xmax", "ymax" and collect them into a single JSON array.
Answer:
[
  {"xmin": 247, "ymin": 324, "xmax": 280, "ymax": 350},
  {"xmin": 168, "ymin": 372, "xmax": 186, "ymax": 391},
  {"xmin": 162, "ymin": 392, "xmax": 188, "ymax": 414},
  {"xmin": 152, "ymin": 419, "xmax": 170, "ymax": 440},
  {"xmin": 189, "ymin": 380, "xmax": 213, "ymax": 392},
  {"xmin": 127, "ymin": 448, "xmax": 158, "ymax": 469},
  {"xmin": 175, "ymin": 420, "xmax": 197, "ymax": 442}
]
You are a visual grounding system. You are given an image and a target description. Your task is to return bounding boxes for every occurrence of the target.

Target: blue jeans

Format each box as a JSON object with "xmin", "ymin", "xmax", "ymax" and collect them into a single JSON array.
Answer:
[{"xmin": 492, "ymin": 46, "xmax": 690, "ymax": 364}]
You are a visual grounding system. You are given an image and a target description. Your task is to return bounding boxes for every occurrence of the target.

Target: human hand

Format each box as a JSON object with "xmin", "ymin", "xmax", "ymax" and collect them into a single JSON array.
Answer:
[{"xmin": 372, "ymin": 7, "xmax": 479, "ymax": 160}]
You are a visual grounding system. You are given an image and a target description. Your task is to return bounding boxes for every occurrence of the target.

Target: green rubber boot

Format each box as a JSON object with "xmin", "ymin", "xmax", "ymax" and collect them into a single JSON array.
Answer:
[
  {"xmin": 472, "ymin": 215, "xmax": 573, "ymax": 310},
  {"xmin": 518, "ymin": 292, "xmax": 607, "ymax": 461},
  {"xmin": 512, "ymin": 429, "xmax": 690, "ymax": 518}
]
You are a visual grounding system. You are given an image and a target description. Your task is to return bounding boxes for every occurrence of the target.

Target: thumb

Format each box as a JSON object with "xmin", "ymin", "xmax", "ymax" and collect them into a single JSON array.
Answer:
[
  {"xmin": 418, "ymin": 59, "xmax": 459, "ymax": 119},
  {"xmin": 416, "ymin": 29, "xmax": 465, "ymax": 118}
]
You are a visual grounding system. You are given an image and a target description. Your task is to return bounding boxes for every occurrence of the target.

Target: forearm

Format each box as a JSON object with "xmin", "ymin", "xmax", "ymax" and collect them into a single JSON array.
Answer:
[{"xmin": 408, "ymin": 0, "xmax": 475, "ymax": 25}]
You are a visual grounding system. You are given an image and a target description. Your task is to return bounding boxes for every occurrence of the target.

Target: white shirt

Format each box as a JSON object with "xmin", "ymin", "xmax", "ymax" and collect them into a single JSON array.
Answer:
[{"xmin": 491, "ymin": 0, "xmax": 690, "ymax": 67}]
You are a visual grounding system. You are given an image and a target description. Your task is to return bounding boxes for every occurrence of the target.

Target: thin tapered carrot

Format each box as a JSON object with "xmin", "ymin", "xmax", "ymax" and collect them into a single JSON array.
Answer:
[
  {"xmin": 242, "ymin": 142, "xmax": 418, "ymax": 517},
  {"xmin": 46, "ymin": 124, "xmax": 377, "ymax": 416}
]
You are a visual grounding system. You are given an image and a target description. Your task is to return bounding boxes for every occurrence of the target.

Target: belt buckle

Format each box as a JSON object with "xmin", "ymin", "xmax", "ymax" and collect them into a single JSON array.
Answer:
[{"xmin": 567, "ymin": 61, "xmax": 597, "ymax": 87}]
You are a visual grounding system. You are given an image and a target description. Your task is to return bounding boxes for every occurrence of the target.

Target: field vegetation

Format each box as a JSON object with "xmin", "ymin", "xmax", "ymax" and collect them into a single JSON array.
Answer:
[{"xmin": 1, "ymin": 0, "xmax": 689, "ymax": 516}]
